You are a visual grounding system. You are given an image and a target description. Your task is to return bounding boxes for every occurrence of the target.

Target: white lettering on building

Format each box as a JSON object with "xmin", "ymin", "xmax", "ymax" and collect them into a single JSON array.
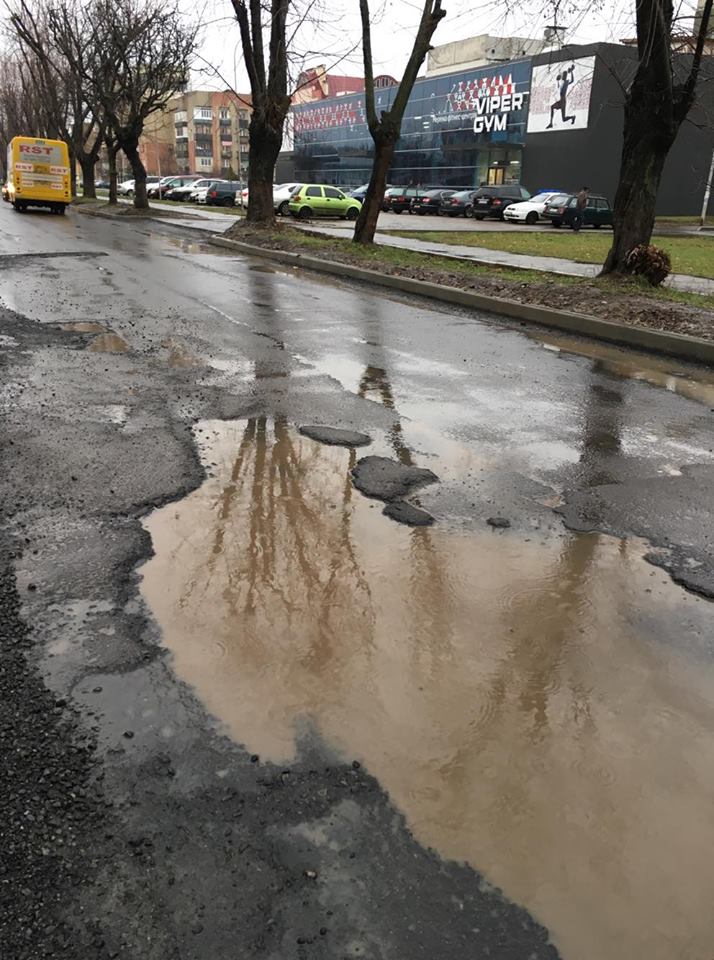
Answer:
[{"xmin": 472, "ymin": 92, "xmax": 524, "ymax": 134}]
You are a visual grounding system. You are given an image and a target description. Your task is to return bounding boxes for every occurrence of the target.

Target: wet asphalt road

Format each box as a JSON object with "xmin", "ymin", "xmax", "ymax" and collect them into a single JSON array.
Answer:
[{"xmin": 1, "ymin": 202, "xmax": 714, "ymax": 960}]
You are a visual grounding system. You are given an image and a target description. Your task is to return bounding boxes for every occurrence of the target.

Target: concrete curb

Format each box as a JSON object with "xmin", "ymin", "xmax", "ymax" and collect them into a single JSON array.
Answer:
[{"xmin": 208, "ymin": 234, "xmax": 714, "ymax": 366}]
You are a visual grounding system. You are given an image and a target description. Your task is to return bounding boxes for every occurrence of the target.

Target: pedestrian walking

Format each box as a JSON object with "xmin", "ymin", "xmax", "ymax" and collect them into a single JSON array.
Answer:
[{"xmin": 572, "ymin": 185, "xmax": 589, "ymax": 231}]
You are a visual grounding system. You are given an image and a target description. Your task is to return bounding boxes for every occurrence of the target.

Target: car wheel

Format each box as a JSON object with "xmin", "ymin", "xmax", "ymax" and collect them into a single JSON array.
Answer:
[
  {"xmin": 474, "ymin": 215, "xmax": 485, "ymax": 221},
  {"xmin": 298, "ymin": 206, "xmax": 311, "ymax": 220},
  {"xmin": 593, "ymin": 223, "xmax": 601, "ymax": 229},
  {"xmin": 278, "ymin": 200, "xmax": 290, "ymax": 216},
  {"xmin": 393, "ymin": 208, "xmax": 402, "ymax": 214},
  {"xmin": 525, "ymin": 211, "xmax": 538, "ymax": 225},
  {"xmin": 552, "ymin": 221, "xmax": 561, "ymax": 228},
  {"xmin": 126, "ymin": 190, "xmax": 134, "ymax": 198},
  {"xmin": 346, "ymin": 207, "xmax": 359, "ymax": 221},
  {"xmin": 464, "ymin": 207, "xmax": 474, "ymax": 218},
  {"xmin": 223, "ymin": 197, "xmax": 235, "ymax": 207}
]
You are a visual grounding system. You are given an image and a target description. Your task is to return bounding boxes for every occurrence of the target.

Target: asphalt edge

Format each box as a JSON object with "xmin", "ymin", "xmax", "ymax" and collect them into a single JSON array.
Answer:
[{"xmin": 207, "ymin": 235, "xmax": 714, "ymax": 366}]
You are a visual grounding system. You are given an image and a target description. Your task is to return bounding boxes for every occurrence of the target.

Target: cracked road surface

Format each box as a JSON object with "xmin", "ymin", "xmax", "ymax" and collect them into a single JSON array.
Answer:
[{"xmin": 1, "ymin": 202, "xmax": 714, "ymax": 960}]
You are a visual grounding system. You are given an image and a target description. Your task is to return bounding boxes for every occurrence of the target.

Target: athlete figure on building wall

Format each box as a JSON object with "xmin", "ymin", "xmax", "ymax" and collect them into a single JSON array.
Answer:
[{"xmin": 546, "ymin": 64, "xmax": 576, "ymax": 129}]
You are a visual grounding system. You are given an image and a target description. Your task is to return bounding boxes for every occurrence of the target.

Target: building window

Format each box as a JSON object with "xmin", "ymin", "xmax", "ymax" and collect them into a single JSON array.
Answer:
[
  {"xmin": 219, "ymin": 107, "xmax": 230, "ymax": 120},
  {"xmin": 198, "ymin": 157, "xmax": 213, "ymax": 168},
  {"xmin": 175, "ymin": 125, "xmax": 188, "ymax": 139},
  {"xmin": 193, "ymin": 107, "xmax": 213, "ymax": 121},
  {"xmin": 174, "ymin": 110, "xmax": 187, "ymax": 123}
]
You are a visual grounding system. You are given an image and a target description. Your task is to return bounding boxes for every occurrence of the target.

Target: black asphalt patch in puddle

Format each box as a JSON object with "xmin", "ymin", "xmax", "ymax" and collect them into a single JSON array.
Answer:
[
  {"xmin": 298, "ymin": 424, "xmax": 372, "ymax": 447},
  {"xmin": 351, "ymin": 455, "xmax": 439, "ymax": 501},
  {"xmin": 382, "ymin": 499, "xmax": 434, "ymax": 525}
]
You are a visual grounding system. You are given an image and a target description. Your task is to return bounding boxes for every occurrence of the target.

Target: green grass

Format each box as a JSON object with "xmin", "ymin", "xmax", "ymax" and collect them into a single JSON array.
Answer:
[
  {"xmin": 383, "ymin": 230, "xmax": 714, "ymax": 280},
  {"xmin": 261, "ymin": 227, "xmax": 714, "ymax": 312}
]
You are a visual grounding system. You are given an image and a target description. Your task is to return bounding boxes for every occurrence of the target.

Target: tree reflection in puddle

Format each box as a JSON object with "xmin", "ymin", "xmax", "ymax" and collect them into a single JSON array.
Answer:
[{"xmin": 141, "ymin": 416, "xmax": 714, "ymax": 960}]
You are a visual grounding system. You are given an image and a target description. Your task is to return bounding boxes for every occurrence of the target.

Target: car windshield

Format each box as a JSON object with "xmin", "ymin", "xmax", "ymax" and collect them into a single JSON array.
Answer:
[
  {"xmin": 547, "ymin": 194, "xmax": 570, "ymax": 205},
  {"xmin": 530, "ymin": 193, "xmax": 557, "ymax": 203}
]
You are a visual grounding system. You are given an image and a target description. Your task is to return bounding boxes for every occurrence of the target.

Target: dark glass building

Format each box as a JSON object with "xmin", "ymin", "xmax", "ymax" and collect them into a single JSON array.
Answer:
[{"xmin": 288, "ymin": 42, "xmax": 714, "ymax": 215}]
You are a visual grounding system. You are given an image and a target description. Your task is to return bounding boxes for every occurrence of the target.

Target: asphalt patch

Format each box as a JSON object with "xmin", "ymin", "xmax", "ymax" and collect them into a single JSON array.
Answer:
[
  {"xmin": 351, "ymin": 456, "xmax": 439, "ymax": 501},
  {"xmin": 298, "ymin": 424, "xmax": 372, "ymax": 447},
  {"xmin": 0, "ymin": 558, "xmax": 106, "ymax": 960},
  {"xmin": 383, "ymin": 500, "xmax": 434, "ymax": 526}
]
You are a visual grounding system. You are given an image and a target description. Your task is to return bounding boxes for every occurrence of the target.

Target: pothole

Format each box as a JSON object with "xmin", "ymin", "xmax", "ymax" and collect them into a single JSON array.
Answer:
[{"xmin": 139, "ymin": 417, "xmax": 714, "ymax": 960}]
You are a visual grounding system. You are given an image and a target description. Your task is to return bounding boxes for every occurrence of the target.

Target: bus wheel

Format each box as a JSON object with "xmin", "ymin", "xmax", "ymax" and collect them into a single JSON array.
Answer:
[
  {"xmin": 59, "ymin": 205, "xmax": 67, "ymax": 215},
  {"xmin": 13, "ymin": 202, "xmax": 24, "ymax": 213}
]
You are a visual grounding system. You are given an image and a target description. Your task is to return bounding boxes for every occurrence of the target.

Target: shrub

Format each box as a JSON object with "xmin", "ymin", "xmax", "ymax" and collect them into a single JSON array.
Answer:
[{"xmin": 624, "ymin": 243, "xmax": 672, "ymax": 286}]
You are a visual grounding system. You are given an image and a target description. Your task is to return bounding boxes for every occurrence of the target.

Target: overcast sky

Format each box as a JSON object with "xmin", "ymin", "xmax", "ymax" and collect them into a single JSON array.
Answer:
[{"xmin": 188, "ymin": 0, "xmax": 699, "ymax": 94}]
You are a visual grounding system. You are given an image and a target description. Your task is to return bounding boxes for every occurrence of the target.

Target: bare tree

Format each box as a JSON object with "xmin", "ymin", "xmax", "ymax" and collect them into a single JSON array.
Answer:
[
  {"xmin": 8, "ymin": 0, "xmax": 105, "ymax": 197},
  {"xmin": 352, "ymin": 0, "xmax": 445, "ymax": 245},
  {"xmin": 0, "ymin": 53, "xmax": 58, "ymax": 165},
  {"xmin": 229, "ymin": 0, "xmax": 291, "ymax": 223},
  {"xmin": 601, "ymin": 0, "xmax": 713, "ymax": 274},
  {"xmin": 82, "ymin": 0, "xmax": 197, "ymax": 209}
]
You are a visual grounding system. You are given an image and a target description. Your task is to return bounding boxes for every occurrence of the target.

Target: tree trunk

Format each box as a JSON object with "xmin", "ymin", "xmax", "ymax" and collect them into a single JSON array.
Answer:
[
  {"xmin": 122, "ymin": 139, "xmax": 148, "ymax": 209},
  {"xmin": 601, "ymin": 98, "xmax": 675, "ymax": 275},
  {"xmin": 353, "ymin": 136, "xmax": 396, "ymax": 244},
  {"xmin": 246, "ymin": 112, "xmax": 282, "ymax": 224},
  {"xmin": 108, "ymin": 147, "xmax": 119, "ymax": 205},
  {"xmin": 79, "ymin": 154, "xmax": 97, "ymax": 199},
  {"xmin": 68, "ymin": 143, "xmax": 77, "ymax": 198}
]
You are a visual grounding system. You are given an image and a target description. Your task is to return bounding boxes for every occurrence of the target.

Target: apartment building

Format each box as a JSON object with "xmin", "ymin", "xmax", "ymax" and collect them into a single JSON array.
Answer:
[{"xmin": 140, "ymin": 89, "xmax": 252, "ymax": 179}]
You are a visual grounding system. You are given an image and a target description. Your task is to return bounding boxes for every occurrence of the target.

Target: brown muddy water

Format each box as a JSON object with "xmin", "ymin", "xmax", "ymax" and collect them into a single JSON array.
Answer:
[{"xmin": 140, "ymin": 418, "xmax": 714, "ymax": 960}]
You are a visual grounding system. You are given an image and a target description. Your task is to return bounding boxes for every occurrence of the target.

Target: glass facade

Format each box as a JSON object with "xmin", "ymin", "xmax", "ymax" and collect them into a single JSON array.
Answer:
[{"xmin": 293, "ymin": 59, "xmax": 532, "ymax": 188}]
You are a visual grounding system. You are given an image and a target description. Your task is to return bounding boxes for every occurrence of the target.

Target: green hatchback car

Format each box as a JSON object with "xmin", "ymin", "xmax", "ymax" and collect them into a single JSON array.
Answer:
[{"xmin": 289, "ymin": 184, "xmax": 361, "ymax": 220}]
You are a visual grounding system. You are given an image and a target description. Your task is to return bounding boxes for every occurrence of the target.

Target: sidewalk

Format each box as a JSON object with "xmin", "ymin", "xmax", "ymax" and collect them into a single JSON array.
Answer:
[{"xmin": 305, "ymin": 223, "xmax": 714, "ymax": 297}]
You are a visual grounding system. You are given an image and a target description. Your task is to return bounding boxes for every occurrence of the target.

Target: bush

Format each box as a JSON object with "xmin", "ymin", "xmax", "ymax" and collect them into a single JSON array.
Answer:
[{"xmin": 624, "ymin": 243, "xmax": 672, "ymax": 286}]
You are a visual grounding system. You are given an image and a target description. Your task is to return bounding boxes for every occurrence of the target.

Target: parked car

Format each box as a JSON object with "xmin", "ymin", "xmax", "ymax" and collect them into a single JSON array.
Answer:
[
  {"xmin": 238, "ymin": 186, "xmax": 249, "ymax": 207},
  {"xmin": 439, "ymin": 189, "xmax": 480, "ymax": 217},
  {"xmin": 349, "ymin": 183, "xmax": 391, "ymax": 203},
  {"xmin": 118, "ymin": 175, "xmax": 161, "ymax": 197},
  {"xmin": 200, "ymin": 181, "xmax": 239, "ymax": 207},
  {"xmin": 94, "ymin": 179, "xmax": 110, "ymax": 190},
  {"xmin": 274, "ymin": 182, "xmax": 302, "ymax": 216},
  {"xmin": 381, "ymin": 187, "xmax": 402, "ymax": 211},
  {"xmin": 468, "ymin": 184, "xmax": 531, "ymax": 220},
  {"xmin": 411, "ymin": 189, "xmax": 455, "ymax": 215},
  {"xmin": 164, "ymin": 178, "xmax": 214, "ymax": 202},
  {"xmin": 543, "ymin": 193, "xmax": 613, "ymax": 229},
  {"xmin": 504, "ymin": 191, "xmax": 569, "ymax": 225},
  {"xmin": 383, "ymin": 186, "xmax": 429, "ymax": 214},
  {"xmin": 289, "ymin": 184, "xmax": 361, "ymax": 220},
  {"xmin": 147, "ymin": 175, "xmax": 200, "ymax": 199}
]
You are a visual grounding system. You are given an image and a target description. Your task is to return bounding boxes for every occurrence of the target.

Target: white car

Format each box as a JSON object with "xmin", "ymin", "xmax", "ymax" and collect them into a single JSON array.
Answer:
[
  {"xmin": 504, "ymin": 191, "xmax": 569, "ymax": 225},
  {"xmin": 118, "ymin": 179, "xmax": 135, "ymax": 196},
  {"xmin": 177, "ymin": 179, "xmax": 214, "ymax": 202},
  {"xmin": 273, "ymin": 182, "xmax": 302, "ymax": 216}
]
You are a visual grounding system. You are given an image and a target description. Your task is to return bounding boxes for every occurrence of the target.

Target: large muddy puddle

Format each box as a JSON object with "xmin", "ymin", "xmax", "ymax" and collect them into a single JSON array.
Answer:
[{"xmin": 140, "ymin": 418, "xmax": 714, "ymax": 960}]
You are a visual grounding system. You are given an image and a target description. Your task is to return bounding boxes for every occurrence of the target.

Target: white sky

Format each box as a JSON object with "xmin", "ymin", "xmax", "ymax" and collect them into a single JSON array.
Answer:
[
  {"xmin": 189, "ymin": 0, "xmax": 640, "ymax": 94},
  {"xmin": 188, "ymin": 0, "xmax": 701, "ymax": 94}
]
